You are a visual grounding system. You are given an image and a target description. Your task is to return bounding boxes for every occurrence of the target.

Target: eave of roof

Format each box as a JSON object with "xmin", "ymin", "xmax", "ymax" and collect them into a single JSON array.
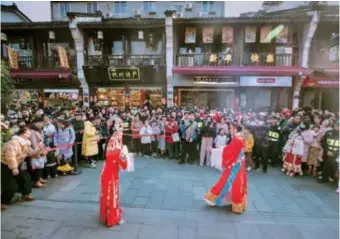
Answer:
[
  {"xmin": 1, "ymin": 4, "xmax": 32, "ymax": 22},
  {"xmin": 78, "ymin": 18, "xmax": 165, "ymax": 29},
  {"xmin": 1, "ymin": 21, "xmax": 69, "ymax": 30},
  {"xmin": 173, "ymin": 16, "xmax": 310, "ymax": 24}
]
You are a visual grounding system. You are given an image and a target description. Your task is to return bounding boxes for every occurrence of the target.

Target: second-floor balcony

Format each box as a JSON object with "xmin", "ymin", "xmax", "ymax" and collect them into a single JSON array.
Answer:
[
  {"xmin": 177, "ymin": 52, "xmax": 298, "ymax": 67},
  {"xmin": 14, "ymin": 55, "xmax": 76, "ymax": 70},
  {"xmin": 86, "ymin": 55, "xmax": 165, "ymax": 67}
]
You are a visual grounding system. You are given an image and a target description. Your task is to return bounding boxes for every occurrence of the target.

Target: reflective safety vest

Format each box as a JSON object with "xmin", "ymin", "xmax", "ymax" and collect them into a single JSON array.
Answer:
[
  {"xmin": 327, "ymin": 139, "xmax": 339, "ymax": 152},
  {"xmin": 197, "ymin": 122, "xmax": 203, "ymax": 130},
  {"xmin": 268, "ymin": 130, "xmax": 280, "ymax": 142}
]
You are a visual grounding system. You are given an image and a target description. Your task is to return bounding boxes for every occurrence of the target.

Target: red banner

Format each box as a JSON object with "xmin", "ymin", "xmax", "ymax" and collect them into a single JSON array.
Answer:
[{"xmin": 302, "ymin": 77, "xmax": 339, "ymax": 88}]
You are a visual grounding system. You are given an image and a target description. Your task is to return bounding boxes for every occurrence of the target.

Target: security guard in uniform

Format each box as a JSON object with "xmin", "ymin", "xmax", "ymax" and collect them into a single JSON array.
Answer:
[
  {"xmin": 318, "ymin": 121, "xmax": 339, "ymax": 183},
  {"xmin": 267, "ymin": 115, "xmax": 281, "ymax": 167}
]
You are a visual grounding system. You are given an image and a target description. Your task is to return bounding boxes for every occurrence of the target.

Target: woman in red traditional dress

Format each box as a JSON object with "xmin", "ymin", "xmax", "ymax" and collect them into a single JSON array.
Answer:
[
  {"xmin": 204, "ymin": 124, "xmax": 247, "ymax": 214},
  {"xmin": 100, "ymin": 121, "xmax": 128, "ymax": 227}
]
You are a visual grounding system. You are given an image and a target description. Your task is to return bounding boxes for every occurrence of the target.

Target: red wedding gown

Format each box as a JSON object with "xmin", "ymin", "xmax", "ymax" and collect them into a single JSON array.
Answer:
[
  {"xmin": 204, "ymin": 134, "xmax": 247, "ymax": 214},
  {"xmin": 100, "ymin": 131, "xmax": 127, "ymax": 227}
]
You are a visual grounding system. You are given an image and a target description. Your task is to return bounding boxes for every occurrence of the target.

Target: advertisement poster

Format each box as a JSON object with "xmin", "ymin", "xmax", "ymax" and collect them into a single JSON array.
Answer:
[
  {"xmin": 185, "ymin": 27, "xmax": 196, "ymax": 44},
  {"xmin": 222, "ymin": 27, "xmax": 233, "ymax": 44},
  {"xmin": 260, "ymin": 26, "xmax": 273, "ymax": 43},
  {"xmin": 276, "ymin": 25, "xmax": 289, "ymax": 43},
  {"xmin": 245, "ymin": 26, "xmax": 256, "ymax": 43},
  {"xmin": 202, "ymin": 27, "xmax": 214, "ymax": 43}
]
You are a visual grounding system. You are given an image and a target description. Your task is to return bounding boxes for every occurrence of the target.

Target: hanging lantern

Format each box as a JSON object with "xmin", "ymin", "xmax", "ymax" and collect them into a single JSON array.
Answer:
[
  {"xmin": 49, "ymin": 31, "xmax": 55, "ymax": 40},
  {"xmin": 138, "ymin": 30, "xmax": 144, "ymax": 40},
  {"xmin": 266, "ymin": 53, "xmax": 274, "ymax": 64},
  {"xmin": 20, "ymin": 37, "xmax": 27, "ymax": 49},
  {"xmin": 250, "ymin": 53, "xmax": 259, "ymax": 63}
]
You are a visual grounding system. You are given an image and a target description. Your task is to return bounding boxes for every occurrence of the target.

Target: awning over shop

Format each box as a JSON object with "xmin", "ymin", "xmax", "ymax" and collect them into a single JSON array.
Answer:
[
  {"xmin": 312, "ymin": 66, "xmax": 340, "ymax": 76},
  {"xmin": 172, "ymin": 66, "xmax": 311, "ymax": 76},
  {"xmin": 10, "ymin": 69, "xmax": 71, "ymax": 79},
  {"xmin": 302, "ymin": 77, "xmax": 339, "ymax": 88}
]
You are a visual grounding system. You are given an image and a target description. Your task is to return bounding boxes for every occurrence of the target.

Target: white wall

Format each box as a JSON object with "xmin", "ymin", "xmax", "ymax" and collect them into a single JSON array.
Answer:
[{"xmin": 224, "ymin": 1, "xmax": 263, "ymax": 17}]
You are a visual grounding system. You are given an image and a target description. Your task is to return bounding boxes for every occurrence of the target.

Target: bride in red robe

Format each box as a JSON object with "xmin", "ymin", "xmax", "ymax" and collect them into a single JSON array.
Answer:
[
  {"xmin": 100, "ymin": 122, "xmax": 128, "ymax": 227},
  {"xmin": 204, "ymin": 124, "xmax": 247, "ymax": 214}
]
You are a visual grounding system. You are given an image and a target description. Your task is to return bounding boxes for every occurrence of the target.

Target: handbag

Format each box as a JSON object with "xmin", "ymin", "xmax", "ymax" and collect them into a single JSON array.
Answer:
[{"xmin": 172, "ymin": 133, "xmax": 180, "ymax": 142}]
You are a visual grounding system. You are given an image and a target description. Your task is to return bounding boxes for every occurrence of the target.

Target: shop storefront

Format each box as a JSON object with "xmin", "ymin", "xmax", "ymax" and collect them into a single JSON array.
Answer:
[
  {"xmin": 301, "ymin": 77, "xmax": 339, "ymax": 111},
  {"xmin": 173, "ymin": 74, "xmax": 238, "ymax": 108},
  {"xmin": 239, "ymin": 76, "xmax": 292, "ymax": 111},
  {"xmin": 95, "ymin": 87, "xmax": 163, "ymax": 109},
  {"xmin": 83, "ymin": 65, "xmax": 166, "ymax": 108},
  {"xmin": 10, "ymin": 89, "xmax": 40, "ymax": 106},
  {"xmin": 43, "ymin": 89, "xmax": 80, "ymax": 108}
]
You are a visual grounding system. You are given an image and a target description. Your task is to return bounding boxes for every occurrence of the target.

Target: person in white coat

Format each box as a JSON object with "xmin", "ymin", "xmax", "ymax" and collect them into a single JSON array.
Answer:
[{"xmin": 140, "ymin": 120, "xmax": 152, "ymax": 157}]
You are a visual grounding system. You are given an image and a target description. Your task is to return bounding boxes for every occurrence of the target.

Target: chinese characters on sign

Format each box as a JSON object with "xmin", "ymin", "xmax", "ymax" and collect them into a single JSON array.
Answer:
[
  {"xmin": 7, "ymin": 47, "xmax": 19, "ymax": 69},
  {"xmin": 194, "ymin": 77, "xmax": 235, "ymax": 84},
  {"xmin": 222, "ymin": 27, "xmax": 233, "ymax": 44},
  {"xmin": 57, "ymin": 46, "xmax": 70, "ymax": 68},
  {"xmin": 256, "ymin": 78, "xmax": 275, "ymax": 83},
  {"xmin": 203, "ymin": 27, "xmax": 214, "ymax": 43},
  {"xmin": 108, "ymin": 67, "xmax": 140, "ymax": 81},
  {"xmin": 185, "ymin": 27, "xmax": 196, "ymax": 43}
]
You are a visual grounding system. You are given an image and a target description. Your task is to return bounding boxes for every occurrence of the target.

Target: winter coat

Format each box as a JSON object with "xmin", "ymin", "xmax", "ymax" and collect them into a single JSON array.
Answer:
[
  {"xmin": 131, "ymin": 120, "xmax": 143, "ymax": 139},
  {"xmin": 54, "ymin": 126, "xmax": 75, "ymax": 159},
  {"xmin": 140, "ymin": 126, "xmax": 153, "ymax": 144},
  {"xmin": 1, "ymin": 135, "xmax": 40, "ymax": 170},
  {"xmin": 165, "ymin": 120, "xmax": 179, "ymax": 144},
  {"xmin": 29, "ymin": 128, "xmax": 47, "ymax": 169},
  {"xmin": 301, "ymin": 129, "xmax": 314, "ymax": 162},
  {"xmin": 82, "ymin": 121, "xmax": 99, "ymax": 157}
]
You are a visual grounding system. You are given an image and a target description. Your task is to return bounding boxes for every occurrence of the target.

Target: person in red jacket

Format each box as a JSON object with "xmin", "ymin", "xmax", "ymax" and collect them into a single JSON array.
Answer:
[{"xmin": 165, "ymin": 115, "xmax": 179, "ymax": 159}]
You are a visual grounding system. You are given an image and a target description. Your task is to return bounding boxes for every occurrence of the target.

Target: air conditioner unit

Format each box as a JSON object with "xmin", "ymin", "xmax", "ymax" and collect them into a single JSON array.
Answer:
[
  {"xmin": 177, "ymin": 12, "xmax": 184, "ymax": 17},
  {"xmin": 134, "ymin": 9, "xmax": 141, "ymax": 17},
  {"xmin": 185, "ymin": 3, "xmax": 192, "ymax": 10}
]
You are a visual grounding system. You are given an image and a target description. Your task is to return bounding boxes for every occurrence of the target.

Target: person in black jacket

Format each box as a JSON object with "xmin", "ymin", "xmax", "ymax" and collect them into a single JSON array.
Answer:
[
  {"xmin": 318, "ymin": 121, "xmax": 339, "ymax": 183},
  {"xmin": 72, "ymin": 112, "xmax": 84, "ymax": 162},
  {"xmin": 199, "ymin": 116, "xmax": 216, "ymax": 166},
  {"xmin": 267, "ymin": 115, "xmax": 281, "ymax": 167}
]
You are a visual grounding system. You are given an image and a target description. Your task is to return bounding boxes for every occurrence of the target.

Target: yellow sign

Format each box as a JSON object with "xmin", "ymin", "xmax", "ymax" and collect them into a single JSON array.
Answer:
[
  {"xmin": 57, "ymin": 46, "xmax": 70, "ymax": 68},
  {"xmin": 108, "ymin": 67, "xmax": 140, "ymax": 81},
  {"xmin": 7, "ymin": 47, "xmax": 19, "ymax": 69}
]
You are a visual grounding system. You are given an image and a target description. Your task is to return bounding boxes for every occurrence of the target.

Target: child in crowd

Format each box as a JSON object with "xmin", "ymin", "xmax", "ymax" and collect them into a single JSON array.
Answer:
[
  {"xmin": 214, "ymin": 128, "xmax": 227, "ymax": 148},
  {"xmin": 243, "ymin": 127, "xmax": 255, "ymax": 172},
  {"xmin": 140, "ymin": 120, "xmax": 152, "ymax": 157},
  {"xmin": 44, "ymin": 147, "xmax": 58, "ymax": 178},
  {"xmin": 150, "ymin": 120, "xmax": 160, "ymax": 157}
]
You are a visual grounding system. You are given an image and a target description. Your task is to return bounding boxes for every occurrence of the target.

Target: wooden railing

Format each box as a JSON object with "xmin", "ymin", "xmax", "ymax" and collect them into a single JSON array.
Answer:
[
  {"xmin": 13, "ymin": 55, "xmax": 77, "ymax": 69},
  {"xmin": 86, "ymin": 55, "xmax": 165, "ymax": 66},
  {"xmin": 243, "ymin": 52, "xmax": 297, "ymax": 66},
  {"xmin": 177, "ymin": 52, "xmax": 298, "ymax": 67}
]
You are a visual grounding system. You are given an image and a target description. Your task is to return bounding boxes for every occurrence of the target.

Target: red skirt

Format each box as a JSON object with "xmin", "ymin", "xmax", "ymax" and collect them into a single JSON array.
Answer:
[{"xmin": 283, "ymin": 152, "xmax": 302, "ymax": 175}]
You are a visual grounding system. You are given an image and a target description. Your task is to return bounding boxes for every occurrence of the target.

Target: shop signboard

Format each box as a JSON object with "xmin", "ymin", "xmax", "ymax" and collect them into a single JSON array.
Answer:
[
  {"xmin": 108, "ymin": 67, "xmax": 140, "ymax": 81},
  {"xmin": 44, "ymin": 89, "xmax": 79, "ymax": 100},
  {"xmin": 240, "ymin": 76, "xmax": 292, "ymax": 87},
  {"xmin": 7, "ymin": 46, "xmax": 19, "ymax": 69},
  {"xmin": 302, "ymin": 78, "xmax": 339, "ymax": 88},
  {"xmin": 194, "ymin": 76, "xmax": 236, "ymax": 84},
  {"xmin": 57, "ymin": 46, "xmax": 70, "ymax": 68}
]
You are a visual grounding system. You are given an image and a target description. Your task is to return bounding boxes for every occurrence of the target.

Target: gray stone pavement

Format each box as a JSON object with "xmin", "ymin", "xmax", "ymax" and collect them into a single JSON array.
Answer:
[{"xmin": 1, "ymin": 157, "xmax": 339, "ymax": 239}]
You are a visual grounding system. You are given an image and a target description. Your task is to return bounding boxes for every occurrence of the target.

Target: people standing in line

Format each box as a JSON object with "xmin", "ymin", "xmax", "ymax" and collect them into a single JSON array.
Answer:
[
  {"xmin": 54, "ymin": 119, "xmax": 76, "ymax": 174},
  {"xmin": 200, "ymin": 116, "xmax": 216, "ymax": 167},
  {"xmin": 29, "ymin": 117, "xmax": 47, "ymax": 188},
  {"xmin": 131, "ymin": 115, "xmax": 143, "ymax": 156},
  {"xmin": 82, "ymin": 117, "xmax": 99, "ymax": 168},
  {"xmin": 179, "ymin": 113, "xmax": 198, "ymax": 164},
  {"xmin": 72, "ymin": 112, "xmax": 84, "ymax": 163},
  {"xmin": 165, "ymin": 114, "xmax": 180, "ymax": 159},
  {"xmin": 150, "ymin": 120, "xmax": 161, "ymax": 157},
  {"xmin": 140, "ymin": 120, "xmax": 152, "ymax": 157},
  {"xmin": 1, "ymin": 127, "xmax": 43, "ymax": 210},
  {"xmin": 121, "ymin": 112, "xmax": 132, "ymax": 148},
  {"xmin": 267, "ymin": 115, "xmax": 281, "ymax": 167},
  {"xmin": 243, "ymin": 127, "xmax": 254, "ymax": 172}
]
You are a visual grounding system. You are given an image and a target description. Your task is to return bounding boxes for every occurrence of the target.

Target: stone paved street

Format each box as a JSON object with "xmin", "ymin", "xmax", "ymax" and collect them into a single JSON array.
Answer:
[{"xmin": 1, "ymin": 157, "xmax": 339, "ymax": 239}]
